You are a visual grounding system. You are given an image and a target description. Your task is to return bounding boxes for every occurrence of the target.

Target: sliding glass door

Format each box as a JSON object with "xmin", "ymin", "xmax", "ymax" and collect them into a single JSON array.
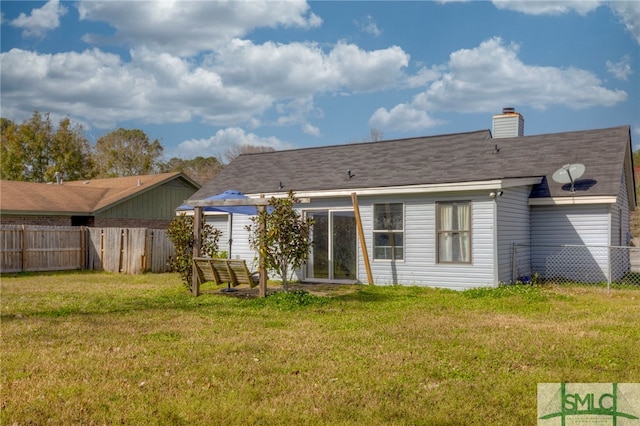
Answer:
[{"xmin": 306, "ymin": 210, "xmax": 357, "ymax": 281}]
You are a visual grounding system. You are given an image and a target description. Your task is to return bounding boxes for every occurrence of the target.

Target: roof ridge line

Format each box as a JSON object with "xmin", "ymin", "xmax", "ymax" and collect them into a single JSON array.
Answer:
[{"xmin": 239, "ymin": 128, "xmax": 492, "ymax": 157}]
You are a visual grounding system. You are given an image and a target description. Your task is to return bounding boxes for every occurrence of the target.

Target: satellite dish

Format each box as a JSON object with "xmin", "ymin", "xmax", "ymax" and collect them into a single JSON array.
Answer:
[{"xmin": 552, "ymin": 163, "xmax": 585, "ymax": 192}]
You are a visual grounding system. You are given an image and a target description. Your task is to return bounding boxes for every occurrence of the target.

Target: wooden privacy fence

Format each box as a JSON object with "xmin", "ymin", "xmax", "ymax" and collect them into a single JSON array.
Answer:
[
  {"xmin": 0, "ymin": 225, "xmax": 86, "ymax": 272},
  {"xmin": 0, "ymin": 225, "xmax": 174, "ymax": 274}
]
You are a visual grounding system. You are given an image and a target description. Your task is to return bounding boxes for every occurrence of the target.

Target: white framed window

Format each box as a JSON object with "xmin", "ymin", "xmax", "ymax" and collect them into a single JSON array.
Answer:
[
  {"xmin": 437, "ymin": 201, "xmax": 471, "ymax": 263},
  {"xmin": 373, "ymin": 203, "xmax": 404, "ymax": 260}
]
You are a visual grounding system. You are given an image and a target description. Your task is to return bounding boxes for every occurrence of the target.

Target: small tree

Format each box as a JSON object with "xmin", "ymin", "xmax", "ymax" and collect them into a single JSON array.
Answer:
[
  {"xmin": 246, "ymin": 191, "xmax": 314, "ymax": 292},
  {"xmin": 167, "ymin": 212, "xmax": 222, "ymax": 287}
]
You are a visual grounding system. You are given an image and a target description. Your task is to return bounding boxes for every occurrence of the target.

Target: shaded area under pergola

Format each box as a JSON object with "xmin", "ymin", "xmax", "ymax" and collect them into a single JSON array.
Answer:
[
  {"xmin": 184, "ymin": 192, "xmax": 373, "ymax": 297},
  {"xmin": 184, "ymin": 196, "xmax": 271, "ymax": 297}
]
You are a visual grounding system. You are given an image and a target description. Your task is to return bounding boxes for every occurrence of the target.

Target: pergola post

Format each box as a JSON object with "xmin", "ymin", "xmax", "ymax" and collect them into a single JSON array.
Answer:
[
  {"xmin": 192, "ymin": 206, "xmax": 202, "ymax": 296},
  {"xmin": 351, "ymin": 192, "xmax": 374, "ymax": 285}
]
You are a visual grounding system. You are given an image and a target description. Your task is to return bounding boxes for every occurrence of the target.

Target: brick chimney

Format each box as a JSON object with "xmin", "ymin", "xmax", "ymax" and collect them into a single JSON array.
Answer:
[{"xmin": 492, "ymin": 107, "xmax": 524, "ymax": 138}]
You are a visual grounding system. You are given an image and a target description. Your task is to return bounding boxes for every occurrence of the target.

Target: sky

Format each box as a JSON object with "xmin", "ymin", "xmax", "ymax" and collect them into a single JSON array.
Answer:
[{"xmin": 1, "ymin": 0, "xmax": 639, "ymax": 162}]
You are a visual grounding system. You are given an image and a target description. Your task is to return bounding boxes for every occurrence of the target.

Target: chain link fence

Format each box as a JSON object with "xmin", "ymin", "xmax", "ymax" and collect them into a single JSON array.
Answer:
[{"xmin": 512, "ymin": 243, "xmax": 640, "ymax": 291}]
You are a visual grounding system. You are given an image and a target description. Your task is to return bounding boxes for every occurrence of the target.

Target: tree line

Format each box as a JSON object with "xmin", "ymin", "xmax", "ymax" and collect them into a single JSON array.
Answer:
[{"xmin": 0, "ymin": 111, "xmax": 274, "ymax": 185}]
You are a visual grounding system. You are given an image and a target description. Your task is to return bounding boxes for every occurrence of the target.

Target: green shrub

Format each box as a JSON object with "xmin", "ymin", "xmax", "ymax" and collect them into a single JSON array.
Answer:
[{"xmin": 167, "ymin": 213, "xmax": 222, "ymax": 287}]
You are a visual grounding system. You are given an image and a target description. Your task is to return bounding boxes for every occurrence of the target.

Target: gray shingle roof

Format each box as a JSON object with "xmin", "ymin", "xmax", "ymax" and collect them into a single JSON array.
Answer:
[{"xmin": 194, "ymin": 126, "xmax": 632, "ymax": 201}]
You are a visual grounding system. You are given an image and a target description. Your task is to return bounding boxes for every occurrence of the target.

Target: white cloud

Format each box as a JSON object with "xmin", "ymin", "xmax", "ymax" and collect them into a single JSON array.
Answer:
[
  {"xmin": 302, "ymin": 123, "xmax": 321, "ymax": 136},
  {"xmin": 0, "ymin": 34, "xmax": 409, "ymax": 133},
  {"xmin": 356, "ymin": 15, "xmax": 382, "ymax": 37},
  {"xmin": 0, "ymin": 48, "xmax": 141, "ymax": 128},
  {"xmin": 405, "ymin": 66, "xmax": 442, "ymax": 88},
  {"xmin": 369, "ymin": 104, "xmax": 443, "ymax": 132},
  {"xmin": 491, "ymin": 1, "xmax": 640, "ymax": 44},
  {"xmin": 77, "ymin": 0, "xmax": 322, "ymax": 57},
  {"xmin": 0, "ymin": 48, "xmax": 273, "ymax": 129},
  {"xmin": 174, "ymin": 127, "xmax": 292, "ymax": 159},
  {"xmin": 370, "ymin": 37, "xmax": 627, "ymax": 132},
  {"xmin": 609, "ymin": 1, "xmax": 640, "ymax": 44},
  {"xmin": 328, "ymin": 42, "xmax": 409, "ymax": 92},
  {"xmin": 273, "ymin": 97, "xmax": 322, "ymax": 133},
  {"xmin": 214, "ymin": 39, "xmax": 409, "ymax": 96},
  {"xmin": 607, "ymin": 55, "xmax": 633, "ymax": 81},
  {"xmin": 491, "ymin": 1, "xmax": 603, "ymax": 16},
  {"xmin": 423, "ymin": 37, "xmax": 626, "ymax": 111},
  {"xmin": 10, "ymin": 0, "xmax": 67, "ymax": 38}
]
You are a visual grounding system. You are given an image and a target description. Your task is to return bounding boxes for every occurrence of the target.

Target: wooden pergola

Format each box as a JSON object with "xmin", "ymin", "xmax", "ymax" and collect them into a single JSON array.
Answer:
[
  {"xmin": 184, "ymin": 192, "xmax": 373, "ymax": 297},
  {"xmin": 184, "ymin": 197, "xmax": 271, "ymax": 297}
]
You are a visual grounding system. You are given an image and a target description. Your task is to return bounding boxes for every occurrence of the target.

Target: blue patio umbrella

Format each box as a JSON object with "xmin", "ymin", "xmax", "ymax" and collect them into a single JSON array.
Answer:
[
  {"xmin": 177, "ymin": 189, "xmax": 256, "ymax": 215},
  {"xmin": 177, "ymin": 190, "xmax": 257, "ymax": 258}
]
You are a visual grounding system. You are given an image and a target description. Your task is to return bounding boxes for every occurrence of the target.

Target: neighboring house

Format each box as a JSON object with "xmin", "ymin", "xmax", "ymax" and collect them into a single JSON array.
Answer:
[
  {"xmin": 1, "ymin": 172, "xmax": 200, "ymax": 228},
  {"xmin": 188, "ymin": 110, "xmax": 635, "ymax": 289}
]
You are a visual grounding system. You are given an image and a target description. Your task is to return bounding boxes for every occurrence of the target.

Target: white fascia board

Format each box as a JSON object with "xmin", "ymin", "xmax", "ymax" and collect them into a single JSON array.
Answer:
[
  {"xmin": 175, "ymin": 210, "xmax": 229, "ymax": 217},
  {"xmin": 248, "ymin": 177, "xmax": 543, "ymax": 199},
  {"xmin": 528, "ymin": 196, "xmax": 617, "ymax": 206}
]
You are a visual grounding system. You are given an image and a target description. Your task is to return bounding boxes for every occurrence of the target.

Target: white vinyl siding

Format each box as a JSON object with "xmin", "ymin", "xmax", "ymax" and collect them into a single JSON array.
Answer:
[
  {"xmin": 496, "ymin": 186, "xmax": 532, "ymax": 283},
  {"xmin": 228, "ymin": 193, "xmax": 498, "ymax": 289},
  {"xmin": 531, "ymin": 204, "xmax": 610, "ymax": 283},
  {"xmin": 531, "ymin": 205, "xmax": 610, "ymax": 246},
  {"xmin": 204, "ymin": 214, "xmax": 230, "ymax": 255},
  {"xmin": 354, "ymin": 193, "xmax": 495, "ymax": 290},
  {"xmin": 221, "ymin": 213, "xmax": 256, "ymax": 267},
  {"xmin": 613, "ymin": 171, "xmax": 630, "ymax": 246},
  {"xmin": 611, "ymin": 171, "xmax": 631, "ymax": 281}
]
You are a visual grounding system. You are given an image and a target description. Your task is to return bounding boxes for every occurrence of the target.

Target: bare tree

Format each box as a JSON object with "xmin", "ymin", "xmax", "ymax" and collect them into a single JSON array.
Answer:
[
  {"xmin": 366, "ymin": 128, "xmax": 385, "ymax": 142},
  {"xmin": 160, "ymin": 156, "xmax": 223, "ymax": 185},
  {"xmin": 224, "ymin": 144, "xmax": 275, "ymax": 164},
  {"xmin": 347, "ymin": 128, "xmax": 386, "ymax": 144}
]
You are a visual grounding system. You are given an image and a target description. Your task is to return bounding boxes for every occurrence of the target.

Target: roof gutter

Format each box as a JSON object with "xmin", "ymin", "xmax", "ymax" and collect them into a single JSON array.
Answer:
[
  {"xmin": 529, "ymin": 196, "xmax": 618, "ymax": 206},
  {"xmin": 248, "ymin": 177, "xmax": 543, "ymax": 199}
]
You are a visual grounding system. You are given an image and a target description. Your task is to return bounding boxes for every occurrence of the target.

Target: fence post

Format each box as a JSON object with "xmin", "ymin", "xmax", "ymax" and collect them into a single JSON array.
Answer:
[
  {"xmin": 81, "ymin": 226, "xmax": 87, "ymax": 270},
  {"xmin": 607, "ymin": 246, "xmax": 612, "ymax": 294},
  {"xmin": 20, "ymin": 224, "xmax": 26, "ymax": 272},
  {"xmin": 119, "ymin": 229, "xmax": 125, "ymax": 273},
  {"xmin": 100, "ymin": 229, "xmax": 105, "ymax": 270},
  {"xmin": 511, "ymin": 243, "xmax": 517, "ymax": 284},
  {"xmin": 146, "ymin": 229, "xmax": 153, "ymax": 272}
]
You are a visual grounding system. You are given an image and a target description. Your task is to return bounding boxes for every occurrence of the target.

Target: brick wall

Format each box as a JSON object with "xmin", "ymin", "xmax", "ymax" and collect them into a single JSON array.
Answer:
[
  {"xmin": 93, "ymin": 217, "xmax": 171, "ymax": 229},
  {"xmin": 0, "ymin": 215, "xmax": 171, "ymax": 229},
  {"xmin": 0, "ymin": 215, "xmax": 71, "ymax": 226}
]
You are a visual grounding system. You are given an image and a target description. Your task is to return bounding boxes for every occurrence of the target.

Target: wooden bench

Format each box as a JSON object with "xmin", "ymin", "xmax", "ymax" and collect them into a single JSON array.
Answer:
[{"xmin": 193, "ymin": 257, "xmax": 259, "ymax": 288}]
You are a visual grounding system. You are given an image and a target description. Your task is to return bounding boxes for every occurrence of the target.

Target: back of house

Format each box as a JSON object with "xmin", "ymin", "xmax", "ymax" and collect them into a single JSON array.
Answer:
[{"xmin": 187, "ymin": 110, "xmax": 635, "ymax": 289}]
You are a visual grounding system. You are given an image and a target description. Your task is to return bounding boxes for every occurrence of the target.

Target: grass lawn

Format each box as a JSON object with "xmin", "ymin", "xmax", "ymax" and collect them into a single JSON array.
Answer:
[{"xmin": 1, "ymin": 272, "xmax": 639, "ymax": 425}]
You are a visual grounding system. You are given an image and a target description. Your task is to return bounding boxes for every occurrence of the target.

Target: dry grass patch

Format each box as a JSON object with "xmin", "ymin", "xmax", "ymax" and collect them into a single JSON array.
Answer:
[{"xmin": 2, "ymin": 273, "xmax": 639, "ymax": 425}]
